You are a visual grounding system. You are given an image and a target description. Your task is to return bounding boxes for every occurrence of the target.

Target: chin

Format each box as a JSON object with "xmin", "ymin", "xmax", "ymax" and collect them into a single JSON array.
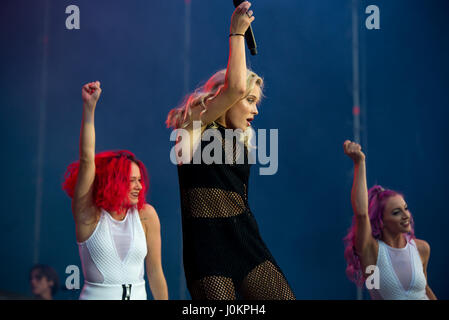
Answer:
[
  {"xmin": 127, "ymin": 199, "xmax": 138, "ymax": 206},
  {"xmin": 400, "ymin": 227, "xmax": 411, "ymax": 234}
]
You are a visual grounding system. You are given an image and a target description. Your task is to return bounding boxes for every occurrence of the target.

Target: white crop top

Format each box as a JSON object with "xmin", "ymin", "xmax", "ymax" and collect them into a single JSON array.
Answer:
[
  {"xmin": 369, "ymin": 236, "xmax": 428, "ymax": 300},
  {"xmin": 77, "ymin": 207, "xmax": 147, "ymax": 285}
]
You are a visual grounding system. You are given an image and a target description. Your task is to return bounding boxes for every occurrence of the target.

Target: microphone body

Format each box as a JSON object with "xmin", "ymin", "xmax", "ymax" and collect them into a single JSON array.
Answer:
[{"xmin": 233, "ymin": 0, "xmax": 257, "ymax": 55}]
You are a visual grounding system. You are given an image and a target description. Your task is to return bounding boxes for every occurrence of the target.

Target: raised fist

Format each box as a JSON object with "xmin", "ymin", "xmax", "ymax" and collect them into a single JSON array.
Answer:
[
  {"xmin": 82, "ymin": 81, "xmax": 102, "ymax": 108},
  {"xmin": 343, "ymin": 140, "xmax": 366, "ymax": 163}
]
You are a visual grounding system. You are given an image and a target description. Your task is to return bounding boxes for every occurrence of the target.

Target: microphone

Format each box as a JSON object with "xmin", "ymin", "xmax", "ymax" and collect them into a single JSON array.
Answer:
[{"xmin": 233, "ymin": 0, "xmax": 257, "ymax": 55}]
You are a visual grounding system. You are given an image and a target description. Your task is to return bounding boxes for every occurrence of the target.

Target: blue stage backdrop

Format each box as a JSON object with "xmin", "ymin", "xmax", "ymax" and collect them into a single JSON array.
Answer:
[{"xmin": 0, "ymin": 0, "xmax": 448, "ymax": 299}]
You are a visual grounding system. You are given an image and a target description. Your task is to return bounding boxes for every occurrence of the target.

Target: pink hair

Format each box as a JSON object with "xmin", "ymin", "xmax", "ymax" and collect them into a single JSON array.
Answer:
[
  {"xmin": 343, "ymin": 185, "xmax": 416, "ymax": 287},
  {"xmin": 62, "ymin": 150, "xmax": 149, "ymax": 215}
]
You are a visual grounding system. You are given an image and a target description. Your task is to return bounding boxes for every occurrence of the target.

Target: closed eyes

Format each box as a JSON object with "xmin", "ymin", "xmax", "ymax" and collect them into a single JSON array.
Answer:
[
  {"xmin": 247, "ymin": 95, "xmax": 259, "ymax": 104},
  {"xmin": 392, "ymin": 207, "xmax": 409, "ymax": 215}
]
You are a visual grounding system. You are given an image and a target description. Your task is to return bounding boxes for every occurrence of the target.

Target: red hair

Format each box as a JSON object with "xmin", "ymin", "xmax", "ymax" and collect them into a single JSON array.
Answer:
[{"xmin": 63, "ymin": 150, "xmax": 149, "ymax": 215}]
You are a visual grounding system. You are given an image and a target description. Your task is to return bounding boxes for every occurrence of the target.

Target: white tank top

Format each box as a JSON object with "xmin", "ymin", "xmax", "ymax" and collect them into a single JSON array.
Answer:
[
  {"xmin": 77, "ymin": 207, "xmax": 147, "ymax": 295},
  {"xmin": 369, "ymin": 236, "xmax": 428, "ymax": 300}
]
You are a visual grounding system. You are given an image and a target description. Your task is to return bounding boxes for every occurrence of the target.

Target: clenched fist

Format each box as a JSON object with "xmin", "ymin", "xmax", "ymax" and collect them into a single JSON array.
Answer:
[
  {"xmin": 343, "ymin": 140, "xmax": 365, "ymax": 163},
  {"xmin": 82, "ymin": 81, "xmax": 102, "ymax": 110}
]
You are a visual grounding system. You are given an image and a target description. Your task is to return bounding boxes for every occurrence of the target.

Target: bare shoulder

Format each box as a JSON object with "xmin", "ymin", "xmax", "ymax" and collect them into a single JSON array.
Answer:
[
  {"xmin": 139, "ymin": 204, "xmax": 160, "ymax": 227},
  {"xmin": 414, "ymin": 238, "xmax": 431, "ymax": 260}
]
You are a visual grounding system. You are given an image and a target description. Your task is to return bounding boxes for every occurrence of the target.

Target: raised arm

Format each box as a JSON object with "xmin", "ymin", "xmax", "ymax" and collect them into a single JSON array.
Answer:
[
  {"xmin": 72, "ymin": 81, "xmax": 102, "ymax": 228},
  {"xmin": 141, "ymin": 204, "xmax": 169, "ymax": 300},
  {"xmin": 198, "ymin": 1, "xmax": 255, "ymax": 125},
  {"xmin": 343, "ymin": 140, "xmax": 377, "ymax": 263}
]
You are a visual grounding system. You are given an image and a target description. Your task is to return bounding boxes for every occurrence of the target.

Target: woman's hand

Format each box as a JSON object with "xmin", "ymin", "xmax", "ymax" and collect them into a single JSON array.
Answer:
[
  {"xmin": 230, "ymin": 1, "xmax": 255, "ymax": 35},
  {"xmin": 343, "ymin": 140, "xmax": 366, "ymax": 164},
  {"xmin": 82, "ymin": 81, "xmax": 102, "ymax": 110}
]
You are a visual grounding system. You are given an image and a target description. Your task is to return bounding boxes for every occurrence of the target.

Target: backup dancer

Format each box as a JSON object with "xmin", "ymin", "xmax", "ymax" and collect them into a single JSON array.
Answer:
[
  {"xmin": 63, "ymin": 81, "xmax": 168, "ymax": 300},
  {"xmin": 343, "ymin": 140, "xmax": 436, "ymax": 300},
  {"xmin": 166, "ymin": 1, "xmax": 295, "ymax": 300}
]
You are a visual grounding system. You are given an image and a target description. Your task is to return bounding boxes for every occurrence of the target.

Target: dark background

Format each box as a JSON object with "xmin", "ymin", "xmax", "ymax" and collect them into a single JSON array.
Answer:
[{"xmin": 0, "ymin": 0, "xmax": 448, "ymax": 299}]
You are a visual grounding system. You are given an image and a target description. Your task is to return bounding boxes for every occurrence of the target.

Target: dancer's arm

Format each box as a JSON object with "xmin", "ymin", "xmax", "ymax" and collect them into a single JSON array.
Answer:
[
  {"xmin": 198, "ymin": 1, "xmax": 255, "ymax": 125},
  {"xmin": 72, "ymin": 82, "xmax": 102, "ymax": 227},
  {"xmin": 141, "ymin": 204, "xmax": 169, "ymax": 300},
  {"xmin": 343, "ymin": 140, "xmax": 378, "ymax": 264},
  {"xmin": 415, "ymin": 239, "xmax": 437, "ymax": 300}
]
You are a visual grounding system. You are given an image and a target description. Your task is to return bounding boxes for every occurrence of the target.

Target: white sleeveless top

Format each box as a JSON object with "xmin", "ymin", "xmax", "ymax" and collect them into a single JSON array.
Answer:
[
  {"xmin": 77, "ymin": 206, "xmax": 148, "ymax": 300},
  {"xmin": 369, "ymin": 236, "xmax": 428, "ymax": 300}
]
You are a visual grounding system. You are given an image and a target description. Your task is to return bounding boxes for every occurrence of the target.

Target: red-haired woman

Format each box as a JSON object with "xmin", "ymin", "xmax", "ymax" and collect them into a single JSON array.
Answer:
[
  {"xmin": 343, "ymin": 140, "xmax": 437, "ymax": 300},
  {"xmin": 63, "ymin": 81, "xmax": 168, "ymax": 300}
]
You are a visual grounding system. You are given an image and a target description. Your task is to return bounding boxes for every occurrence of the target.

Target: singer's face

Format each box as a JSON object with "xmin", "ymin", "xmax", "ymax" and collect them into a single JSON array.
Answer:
[{"xmin": 225, "ymin": 85, "xmax": 261, "ymax": 131}]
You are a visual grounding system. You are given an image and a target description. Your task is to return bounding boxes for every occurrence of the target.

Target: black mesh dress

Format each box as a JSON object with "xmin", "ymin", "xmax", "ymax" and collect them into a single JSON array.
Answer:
[{"xmin": 177, "ymin": 122, "xmax": 295, "ymax": 300}]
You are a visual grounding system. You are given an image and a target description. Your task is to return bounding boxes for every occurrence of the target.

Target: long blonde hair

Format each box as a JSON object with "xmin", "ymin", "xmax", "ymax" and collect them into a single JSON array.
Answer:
[{"xmin": 166, "ymin": 69, "xmax": 264, "ymax": 129}]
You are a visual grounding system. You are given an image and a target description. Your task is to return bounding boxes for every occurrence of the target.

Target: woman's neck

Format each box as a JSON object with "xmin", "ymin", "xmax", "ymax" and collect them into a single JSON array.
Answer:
[
  {"xmin": 381, "ymin": 232, "xmax": 407, "ymax": 248},
  {"xmin": 38, "ymin": 289, "xmax": 52, "ymax": 300},
  {"xmin": 215, "ymin": 117, "xmax": 227, "ymax": 128},
  {"xmin": 109, "ymin": 207, "xmax": 129, "ymax": 220}
]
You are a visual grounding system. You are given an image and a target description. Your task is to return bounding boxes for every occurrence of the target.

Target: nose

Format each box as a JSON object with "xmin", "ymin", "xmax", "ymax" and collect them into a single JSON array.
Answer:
[{"xmin": 252, "ymin": 105, "xmax": 258, "ymax": 115}]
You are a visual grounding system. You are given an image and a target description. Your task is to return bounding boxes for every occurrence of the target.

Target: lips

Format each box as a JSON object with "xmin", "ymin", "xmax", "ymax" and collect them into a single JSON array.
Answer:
[
  {"xmin": 246, "ymin": 118, "xmax": 254, "ymax": 126},
  {"xmin": 400, "ymin": 220, "xmax": 410, "ymax": 227},
  {"xmin": 130, "ymin": 192, "xmax": 139, "ymax": 198}
]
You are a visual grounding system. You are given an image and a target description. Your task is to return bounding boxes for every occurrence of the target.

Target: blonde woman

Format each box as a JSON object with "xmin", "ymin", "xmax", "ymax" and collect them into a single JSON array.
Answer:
[{"xmin": 166, "ymin": 1, "xmax": 295, "ymax": 300}]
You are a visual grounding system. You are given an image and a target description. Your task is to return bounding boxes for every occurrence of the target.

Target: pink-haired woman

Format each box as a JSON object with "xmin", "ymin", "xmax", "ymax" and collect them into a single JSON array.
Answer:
[
  {"xmin": 63, "ymin": 81, "xmax": 168, "ymax": 300},
  {"xmin": 343, "ymin": 140, "xmax": 437, "ymax": 300}
]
